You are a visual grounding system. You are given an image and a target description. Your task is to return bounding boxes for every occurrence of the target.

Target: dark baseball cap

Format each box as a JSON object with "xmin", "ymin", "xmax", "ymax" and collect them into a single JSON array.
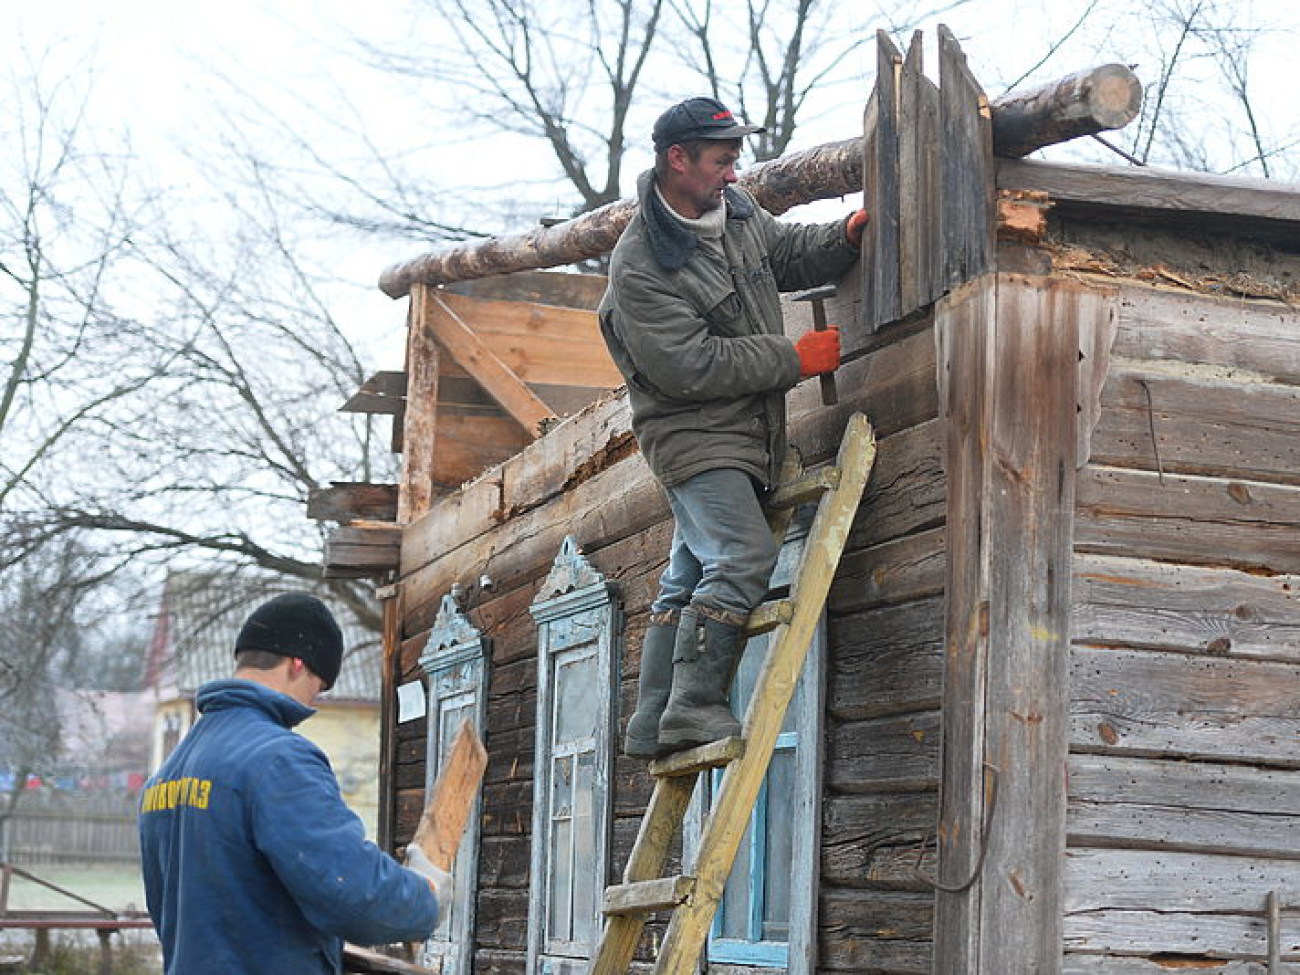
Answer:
[{"xmin": 652, "ymin": 97, "xmax": 766, "ymax": 152}]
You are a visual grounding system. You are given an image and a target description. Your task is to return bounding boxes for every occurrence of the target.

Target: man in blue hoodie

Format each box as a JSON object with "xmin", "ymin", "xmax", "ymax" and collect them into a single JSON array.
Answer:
[{"xmin": 139, "ymin": 592, "xmax": 447, "ymax": 974}]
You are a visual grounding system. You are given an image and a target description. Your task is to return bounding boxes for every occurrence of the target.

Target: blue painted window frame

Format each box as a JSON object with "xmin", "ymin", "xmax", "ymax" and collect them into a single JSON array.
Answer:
[{"xmin": 685, "ymin": 514, "xmax": 825, "ymax": 973}]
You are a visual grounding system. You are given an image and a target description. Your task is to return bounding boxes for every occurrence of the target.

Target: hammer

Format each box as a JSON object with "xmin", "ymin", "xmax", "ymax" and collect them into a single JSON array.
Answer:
[{"xmin": 792, "ymin": 284, "xmax": 839, "ymax": 406}]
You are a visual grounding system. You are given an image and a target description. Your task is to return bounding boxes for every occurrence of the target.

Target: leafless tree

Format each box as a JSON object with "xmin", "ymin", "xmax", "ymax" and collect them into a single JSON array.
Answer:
[
  {"xmin": 361, "ymin": 0, "xmax": 667, "ymax": 223},
  {"xmin": 0, "ymin": 537, "xmax": 94, "ymax": 825},
  {"xmin": 0, "ymin": 55, "xmax": 172, "ymax": 543},
  {"xmin": 2, "ymin": 54, "xmax": 390, "ymax": 634},
  {"xmin": 664, "ymin": 0, "xmax": 972, "ymax": 161}
]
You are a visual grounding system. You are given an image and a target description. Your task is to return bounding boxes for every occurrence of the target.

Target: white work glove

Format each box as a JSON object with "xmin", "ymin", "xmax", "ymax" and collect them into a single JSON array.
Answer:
[{"xmin": 405, "ymin": 843, "xmax": 454, "ymax": 909}]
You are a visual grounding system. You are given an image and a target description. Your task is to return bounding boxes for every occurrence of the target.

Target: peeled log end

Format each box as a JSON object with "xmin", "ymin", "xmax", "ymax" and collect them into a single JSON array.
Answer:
[{"xmin": 991, "ymin": 63, "xmax": 1143, "ymax": 158}]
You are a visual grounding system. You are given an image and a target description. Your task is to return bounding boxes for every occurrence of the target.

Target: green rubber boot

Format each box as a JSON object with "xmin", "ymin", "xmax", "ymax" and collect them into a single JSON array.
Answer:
[
  {"xmin": 657, "ymin": 607, "xmax": 745, "ymax": 751},
  {"xmin": 623, "ymin": 622, "xmax": 678, "ymax": 759}
]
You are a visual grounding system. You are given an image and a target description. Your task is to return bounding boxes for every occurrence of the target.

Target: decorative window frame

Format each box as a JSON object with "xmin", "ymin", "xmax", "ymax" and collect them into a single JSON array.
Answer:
[
  {"xmin": 526, "ymin": 536, "xmax": 621, "ymax": 975},
  {"xmin": 416, "ymin": 591, "xmax": 489, "ymax": 975},
  {"xmin": 684, "ymin": 514, "xmax": 826, "ymax": 974}
]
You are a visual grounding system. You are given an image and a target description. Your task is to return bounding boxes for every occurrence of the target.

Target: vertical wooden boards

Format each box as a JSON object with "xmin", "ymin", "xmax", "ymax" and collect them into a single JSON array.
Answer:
[
  {"xmin": 936, "ymin": 275, "xmax": 1108, "ymax": 974},
  {"xmin": 398, "ymin": 284, "xmax": 442, "ymax": 525},
  {"xmin": 860, "ymin": 27, "xmax": 993, "ymax": 333},
  {"xmin": 862, "ymin": 31, "xmax": 902, "ymax": 332},
  {"xmin": 939, "ymin": 24, "xmax": 994, "ymax": 291},
  {"xmin": 899, "ymin": 31, "xmax": 942, "ymax": 315},
  {"xmin": 377, "ymin": 586, "xmax": 404, "ymax": 852},
  {"xmin": 932, "ymin": 276, "xmax": 995, "ymax": 971}
]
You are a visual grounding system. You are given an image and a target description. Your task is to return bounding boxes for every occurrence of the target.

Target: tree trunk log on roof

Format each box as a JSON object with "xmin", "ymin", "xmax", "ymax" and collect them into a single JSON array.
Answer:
[{"xmin": 378, "ymin": 64, "xmax": 1140, "ymax": 298}]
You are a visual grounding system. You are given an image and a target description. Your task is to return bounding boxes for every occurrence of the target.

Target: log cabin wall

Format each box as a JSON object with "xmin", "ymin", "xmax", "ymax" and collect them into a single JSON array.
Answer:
[
  {"xmin": 1053, "ymin": 223, "xmax": 1300, "ymax": 971},
  {"xmin": 346, "ymin": 26, "xmax": 1300, "ymax": 975},
  {"xmin": 932, "ymin": 173, "xmax": 1300, "ymax": 974},
  {"xmin": 385, "ymin": 260, "xmax": 952, "ymax": 974}
]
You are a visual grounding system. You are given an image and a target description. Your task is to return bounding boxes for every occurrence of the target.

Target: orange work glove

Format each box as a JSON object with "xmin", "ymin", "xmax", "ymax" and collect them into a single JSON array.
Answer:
[
  {"xmin": 845, "ymin": 208, "xmax": 869, "ymax": 248},
  {"xmin": 795, "ymin": 327, "xmax": 840, "ymax": 378}
]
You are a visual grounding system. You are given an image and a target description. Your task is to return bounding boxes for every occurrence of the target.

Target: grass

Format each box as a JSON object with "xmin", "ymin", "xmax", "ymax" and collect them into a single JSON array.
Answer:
[
  {"xmin": 1, "ymin": 863, "xmax": 160, "ymax": 974},
  {"xmin": 3, "ymin": 862, "xmax": 147, "ymax": 913}
]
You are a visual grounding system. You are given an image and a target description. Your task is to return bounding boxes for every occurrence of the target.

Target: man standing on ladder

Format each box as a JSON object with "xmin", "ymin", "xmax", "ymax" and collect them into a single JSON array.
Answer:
[{"xmin": 599, "ymin": 96, "xmax": 868, "ymax": 758}]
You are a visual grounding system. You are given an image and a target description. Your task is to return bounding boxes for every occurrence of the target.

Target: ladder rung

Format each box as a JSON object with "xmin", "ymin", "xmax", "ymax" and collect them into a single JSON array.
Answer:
[
  {"xmin": 767, "ymin": 466, "xmax": 841, "ymax": 510},
  {"xmin": 745, "ymin": 598, "xmax": 793, "ymax": 637},
  {"xmin": 649, "ymin": 737, "xmax": 745, "ymax": 777},
  {"xmin": 602, "ymin": 875, "xmax": 696, "ymax": 916}
]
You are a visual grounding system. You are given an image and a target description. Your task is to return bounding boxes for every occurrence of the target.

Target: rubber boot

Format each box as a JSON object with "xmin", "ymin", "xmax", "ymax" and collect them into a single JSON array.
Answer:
[
  {"xmin": 623, "ymin": 622, "xmax": 678, "ymax": 759},
  {"xmin": 657, "ymin": 606, "xmax": 745, "ymax": 751}
]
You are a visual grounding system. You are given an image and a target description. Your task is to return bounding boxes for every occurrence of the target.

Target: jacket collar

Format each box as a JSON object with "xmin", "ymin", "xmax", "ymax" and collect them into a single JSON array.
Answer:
[
  {"xmin": 196, "ymin": 678, "xmax": 316, "ymax": 728},
  {"xmin": 637, "ymin": 169, "xmax": 753, "ymax": 271}
]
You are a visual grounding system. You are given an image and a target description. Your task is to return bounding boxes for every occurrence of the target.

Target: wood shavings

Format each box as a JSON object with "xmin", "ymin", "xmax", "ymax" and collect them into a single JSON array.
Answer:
[{"xmin": 1043, "ymin": 241, "xmax": 1299, "ymax": 306}]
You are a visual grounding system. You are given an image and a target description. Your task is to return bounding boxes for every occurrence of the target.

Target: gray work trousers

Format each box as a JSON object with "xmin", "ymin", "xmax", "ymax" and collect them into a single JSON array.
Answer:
[{"xmin": 650, "ymin": 468, "xmax": 780, "ymax": 624}]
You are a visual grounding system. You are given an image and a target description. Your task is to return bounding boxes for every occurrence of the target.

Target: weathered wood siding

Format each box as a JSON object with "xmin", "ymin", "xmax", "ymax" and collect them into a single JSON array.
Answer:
[
  {"xmin": 387, "ymin": 259, "xmax": 950, "ymax": 975},
  {"xmin": 813, "ymin": 297, "xmax": 945, "ymax": 974},
  {"xmin": 1066, "ymin": 282, "xmax": 1300, "ymax": 973}
]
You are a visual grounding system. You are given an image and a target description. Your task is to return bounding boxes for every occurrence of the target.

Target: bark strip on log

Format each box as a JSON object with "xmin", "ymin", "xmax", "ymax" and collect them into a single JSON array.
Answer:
[
  {"xmin": 991, "ymin": 64, "xmax": 1142, "ymax": 159},
  {"xmin": 378, "ymin": 139, "xmax": 861, "ymax": 298},
  {"xmin": 379, "ymin": 62, "xmax": 1138, "ymax": 299}
]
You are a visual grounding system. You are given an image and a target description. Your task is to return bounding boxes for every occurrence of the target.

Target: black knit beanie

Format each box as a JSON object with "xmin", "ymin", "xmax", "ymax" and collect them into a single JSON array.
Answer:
[{"xmin": 234, "ymin": 592, "xmax": 344, "ymax": 690}]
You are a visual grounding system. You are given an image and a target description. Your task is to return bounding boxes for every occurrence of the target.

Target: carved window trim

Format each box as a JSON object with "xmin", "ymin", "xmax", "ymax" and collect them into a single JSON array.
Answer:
[
  {"xmin": 526, "ymin": 536, "xmax": 621, "ymax": 975},
  {"xmin": 417, "ymin": 591, "xmax": 489, "ymax": 975}
]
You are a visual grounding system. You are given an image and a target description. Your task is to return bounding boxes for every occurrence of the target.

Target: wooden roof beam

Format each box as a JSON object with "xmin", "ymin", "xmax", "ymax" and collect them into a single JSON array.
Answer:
[{"xmin": 416, "ymin": 285, "xmax": 556, "ymax": 437}]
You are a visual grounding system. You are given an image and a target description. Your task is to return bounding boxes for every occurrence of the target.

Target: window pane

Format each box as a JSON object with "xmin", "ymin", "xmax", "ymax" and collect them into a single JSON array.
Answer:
[
  {"xmin": 763, "ymin": 749, "xmax": 795, "ymax": 941},
  {"xmin": 720, "ymin": 798, "xmax": 755, "ymax": 941},
  {"xmin": 549, "ymin": 756, "xmax": 573, "ymax": 941},
  {"xmin": 572, "ymin": 752, "xmax": 597, "ymax": 943},
  {"xmin": 555, "ymin": 653, "xmax": 597, "ymax": 743}
]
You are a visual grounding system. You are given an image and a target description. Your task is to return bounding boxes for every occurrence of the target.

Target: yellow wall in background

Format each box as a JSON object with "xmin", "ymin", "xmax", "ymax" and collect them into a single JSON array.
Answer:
[{"xmin": 299, "ymin": 704, "xmax": 381, "ymax": 840}]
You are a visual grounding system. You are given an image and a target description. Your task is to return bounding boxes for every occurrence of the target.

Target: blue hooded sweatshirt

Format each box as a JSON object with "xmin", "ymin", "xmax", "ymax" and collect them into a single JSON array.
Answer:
[{"xmin": 139, "ymin": 680, "xmax": 438, "ymax": 974}]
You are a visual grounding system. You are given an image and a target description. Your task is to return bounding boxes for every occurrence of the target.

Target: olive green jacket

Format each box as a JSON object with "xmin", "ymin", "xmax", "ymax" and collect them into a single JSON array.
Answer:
[{"xmin": 599, "ymin": 169, "xmax": 859, "ymax": 488}]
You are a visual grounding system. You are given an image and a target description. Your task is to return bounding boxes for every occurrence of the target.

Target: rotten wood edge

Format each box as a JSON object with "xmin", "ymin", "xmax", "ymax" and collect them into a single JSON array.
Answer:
[{"xmin": 997, "ymin": 157, "xmax": 1300, "ymax": 228}]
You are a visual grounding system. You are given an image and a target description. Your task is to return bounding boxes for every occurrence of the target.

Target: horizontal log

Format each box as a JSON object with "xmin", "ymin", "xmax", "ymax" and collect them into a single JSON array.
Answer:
[
  {"xmin": 1070, "ymin": 646, "xmax": 1300, "ymax": 767},
  {"xmin": 307, "ymin": 482, "xmax": 399, "ymax": 523},
  {"xmin": 323, "ymin": 522, "xmax": 401, "ymax": 578},
  {"xmin": 1064, "ymin": 909, "xmax": 1300, "ymax": 961},
  {"xmin": 378, "ymin": 138, "xmax": 860, "ymax": 298},
  {"xmin": 1112, "ymin": 284, "xmax": 1300, "ymax": 386},
  {"xmin": 1069, "ymin": 794, "xmax": 1300, "ymax": 861},
  {"xmin": 819, "ymin": 888, "xmax": 934, "ymax": 972},
  {"xmin": 826, "ymin": 596, "xmax": 944, "ymax": 720},
  {"xmin": 1075, "ymin": 465, "xmax": 1300, "ymax": 576},
  {"xmin": 1089, "ymin": 363, "xmax": 1300, "ymax": 487},
  {"xmin": 1072, "ymin": 553, "xmax": 1300, "ymax": 662},
  {"xmin": 1065, "ymin": 848, "xmax": 1300, "ymax": 913},
  {"xmin": 825, "ymin": 711, "xmax": 941, "ymax": 793},
  {"xmin": 998, "ymin": 157, "xmax": 1300, "ymax": 227},
  {"xmin": 831, "ymin": 527, "xmax": 946, "ymax": 613},
  {"xmin": 1065, "ymin": 956, "xmax": 1300, "ymax": 975},
  {"xmin": 379, "ymin": 65, "xmax": 1145, "ymax": 297},
  {"xmin": 821, "ymin": 794, "xmax": 938, "ymax": 888},
  {"xmin": 991, "ymin": 64, "xmax": 1141, "ymax": 158}
]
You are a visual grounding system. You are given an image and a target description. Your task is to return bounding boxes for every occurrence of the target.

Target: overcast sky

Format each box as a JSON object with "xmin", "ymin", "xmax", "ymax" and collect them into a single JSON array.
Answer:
[{"xmin": 7, "ymin": 0, "xmax": 1297, "ymax": 363}]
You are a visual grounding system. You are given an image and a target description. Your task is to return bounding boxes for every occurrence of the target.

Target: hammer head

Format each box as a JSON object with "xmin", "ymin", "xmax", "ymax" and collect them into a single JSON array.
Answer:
[{"xmin": 791, "ymin": 284, "xmax": 837, "ymax": 303}]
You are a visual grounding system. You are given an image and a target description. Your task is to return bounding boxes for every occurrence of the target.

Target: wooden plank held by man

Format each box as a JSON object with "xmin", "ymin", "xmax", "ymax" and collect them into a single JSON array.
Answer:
[{"xmin": 410, "ymin": 718, "xmax": 489, "ymax": 871}]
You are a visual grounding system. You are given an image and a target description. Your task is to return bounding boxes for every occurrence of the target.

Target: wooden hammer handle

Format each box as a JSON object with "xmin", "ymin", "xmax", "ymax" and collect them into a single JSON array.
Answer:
[{"xmin": 811, "ymin": 299, "xmax": 839, "ymax": 406}]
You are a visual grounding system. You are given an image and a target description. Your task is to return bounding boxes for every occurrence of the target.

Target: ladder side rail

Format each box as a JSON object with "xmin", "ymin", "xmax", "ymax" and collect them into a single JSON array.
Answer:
[{"xmin": 652, "ymin": 414, "xmax": 877, "ymax": 975}]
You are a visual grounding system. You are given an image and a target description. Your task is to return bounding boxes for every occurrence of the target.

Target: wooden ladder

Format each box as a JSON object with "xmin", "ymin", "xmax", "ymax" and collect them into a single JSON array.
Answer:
[{"xmin": 591, "ymin": 411, "xmax": 877, "ymax": 975}]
